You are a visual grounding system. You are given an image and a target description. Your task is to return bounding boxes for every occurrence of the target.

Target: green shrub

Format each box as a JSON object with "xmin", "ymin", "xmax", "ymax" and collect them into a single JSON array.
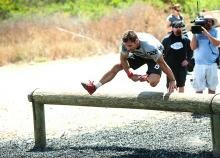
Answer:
[{"xmin": 1, "ymin": 0, "xmax": 220, "ymax": 21}]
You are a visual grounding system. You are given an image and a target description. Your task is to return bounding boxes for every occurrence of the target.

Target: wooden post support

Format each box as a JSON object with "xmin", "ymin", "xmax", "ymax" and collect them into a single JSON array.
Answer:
[
  {"xmin": 211, "ymin": 114, "xmax": 220, "ymax": 158},
  {"xmin": 32, "ymin": 101, "xmax": 46, "ymax": 149},
  {"xmin": 209, "ymin": 93, "xmax": 220, "ymax": 158}
]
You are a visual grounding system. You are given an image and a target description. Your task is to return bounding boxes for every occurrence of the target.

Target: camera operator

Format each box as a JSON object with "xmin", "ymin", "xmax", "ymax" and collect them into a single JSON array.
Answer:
[{"xmin": 190, "ymin": 15, "xmax": 220, "ymax": 94}]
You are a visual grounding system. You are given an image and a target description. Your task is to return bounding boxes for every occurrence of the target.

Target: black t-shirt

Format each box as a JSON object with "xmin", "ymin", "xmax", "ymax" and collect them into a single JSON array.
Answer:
[{"xmin": 162, "ymin": 33, "xmax": 192, "ymax": 68}]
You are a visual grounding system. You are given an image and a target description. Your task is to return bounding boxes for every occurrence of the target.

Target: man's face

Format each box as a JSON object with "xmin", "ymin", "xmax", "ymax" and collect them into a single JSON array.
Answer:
[
  {"xmin": 123, "ymin": 39, "xmax": 139, "ymax": 51},
  {"xmin": 204, "ymin": 19, "xmax": 213, "ymax": 30},
  {"xmin": 172, "ymin": 26, "xmax": 182, "ymax": 36}
]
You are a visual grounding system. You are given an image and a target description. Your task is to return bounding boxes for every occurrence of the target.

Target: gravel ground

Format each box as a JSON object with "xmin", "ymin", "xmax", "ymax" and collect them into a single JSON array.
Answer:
[
  {"xmin": 0, "ymin": 112, "xmax": 213, "ymax": 158},
  {"xmin": 0, "ymin": 54, "xmax": 218, "ymax": 158}
]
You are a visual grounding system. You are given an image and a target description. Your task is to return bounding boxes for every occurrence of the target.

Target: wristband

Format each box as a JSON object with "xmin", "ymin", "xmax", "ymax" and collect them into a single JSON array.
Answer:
[{"xmin": 126, "ymin": 71, "xmax": 133, "ymax": 78}]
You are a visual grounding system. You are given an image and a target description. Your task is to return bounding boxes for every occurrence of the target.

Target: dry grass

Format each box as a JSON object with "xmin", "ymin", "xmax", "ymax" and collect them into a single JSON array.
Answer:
[{"xmin": 0, "ymin": 3, "xmax": 169, "ymax": 66}]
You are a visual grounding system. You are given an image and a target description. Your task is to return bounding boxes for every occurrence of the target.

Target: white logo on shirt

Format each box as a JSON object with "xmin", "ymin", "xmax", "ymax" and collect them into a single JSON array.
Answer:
[
  {"xmin": 154, "ymin": 64, "xmax": 160, "ymax": 69},
  {"xmin": 170, "ymin": 42, "xmax": 183, "ymax": 50}
]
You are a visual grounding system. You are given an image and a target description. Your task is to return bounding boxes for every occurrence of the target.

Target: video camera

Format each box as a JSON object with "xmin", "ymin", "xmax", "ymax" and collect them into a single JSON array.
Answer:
[{"xmin": 191, "ymin": 16, "xmax": 207, "ymax": 34}]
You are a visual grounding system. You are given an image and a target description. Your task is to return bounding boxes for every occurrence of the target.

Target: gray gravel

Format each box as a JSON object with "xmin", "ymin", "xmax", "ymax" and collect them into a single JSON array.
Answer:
[{"xmin": 0, "ymin": 113, "xmax": 213, "ymax": 158}]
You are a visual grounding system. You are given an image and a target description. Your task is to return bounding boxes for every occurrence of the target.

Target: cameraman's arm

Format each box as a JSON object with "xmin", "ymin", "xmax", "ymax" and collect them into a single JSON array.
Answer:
[
  {"xmin": 202, "ymin": 27, "xmax": 220, "ymax": 46},
  {"xmin": 190, "ymin": 34, "xmax": 198, "ymax": 50}
]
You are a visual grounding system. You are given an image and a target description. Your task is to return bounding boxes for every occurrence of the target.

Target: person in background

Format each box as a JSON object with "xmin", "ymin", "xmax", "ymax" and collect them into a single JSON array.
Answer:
[
  {"xmin": 190, "ymin": 15, "xmax": 220, "ymax": 94},
  {"xmin": 162, "ymin": 21, "xmax": 193, "ymax": 93},
  {"xmin": 166, "ymin": 3, "xmax": 188, "ymax": 37},
  {"xmin": 81, "ymin": 30, "xmax": 177, "ymax": 95}
]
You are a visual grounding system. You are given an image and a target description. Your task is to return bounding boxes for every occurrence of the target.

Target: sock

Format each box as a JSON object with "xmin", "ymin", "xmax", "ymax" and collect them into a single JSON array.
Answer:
[{"xmin": 95, "ymin": 82, "xmax": 102, "ymax": 89}]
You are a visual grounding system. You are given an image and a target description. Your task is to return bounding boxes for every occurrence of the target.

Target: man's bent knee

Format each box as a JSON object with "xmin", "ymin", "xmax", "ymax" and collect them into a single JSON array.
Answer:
[
  {"xmin": 148, "ymin": 74, "xmax": 160, "ymax": 87},
  {"xmin": 149, "ymin": 81, "xmax": 159, "ymax": 87}
]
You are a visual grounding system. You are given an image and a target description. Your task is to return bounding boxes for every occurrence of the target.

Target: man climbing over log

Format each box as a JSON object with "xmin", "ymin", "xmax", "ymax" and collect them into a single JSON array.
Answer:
[{"xmin": 81, "ymin": 30, "xmax": 177, "ymax": 95}]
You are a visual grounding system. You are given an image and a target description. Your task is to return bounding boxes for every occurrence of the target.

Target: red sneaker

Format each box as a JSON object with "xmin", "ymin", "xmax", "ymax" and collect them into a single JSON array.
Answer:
[{"xmin": 81, "ymin": 81, "xmax": 96, "ymax": 95}]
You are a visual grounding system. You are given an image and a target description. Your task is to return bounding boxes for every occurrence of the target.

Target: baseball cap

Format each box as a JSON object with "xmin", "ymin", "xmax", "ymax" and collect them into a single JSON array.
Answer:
[
  {"xmin": 203, "ymin": 15, "xmax": 218, "ymax": 27},
  {"xmin": 171, "ymin": 21, "xmax": 184, "ymax": 28}
]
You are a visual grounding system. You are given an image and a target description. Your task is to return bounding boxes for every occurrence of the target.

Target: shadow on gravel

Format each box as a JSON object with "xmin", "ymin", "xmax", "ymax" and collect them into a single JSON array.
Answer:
[
  {"xmin": 27, "ymin": 145, "xmax": 213, "ymax": 158},
  {"xmin": 27, "ymin": 147, "xmax": 54, "ymax": 152},
  {"xmin": 191, "ymin": 113, "xmax": 209, "ymax": 119}
]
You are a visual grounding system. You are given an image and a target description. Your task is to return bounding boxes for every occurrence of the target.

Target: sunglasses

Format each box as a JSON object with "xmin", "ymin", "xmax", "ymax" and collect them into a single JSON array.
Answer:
[
  {"xmin": 174, "ymin": 26, "xmax": 182, "ymax": 28},
  {"xmin": 175, "ymin": 9, "xmax": 181, "ymax": 12}
]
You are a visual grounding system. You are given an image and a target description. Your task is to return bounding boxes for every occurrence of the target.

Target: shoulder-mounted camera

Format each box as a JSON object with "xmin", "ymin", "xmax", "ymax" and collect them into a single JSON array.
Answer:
[{"xmin": 191, "ymin": 16, "xmax": 206, "ymax": 34}]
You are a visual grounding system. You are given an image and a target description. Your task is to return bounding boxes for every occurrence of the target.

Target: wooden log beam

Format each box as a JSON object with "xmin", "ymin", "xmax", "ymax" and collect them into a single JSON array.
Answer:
[{"xmin": 28, "ymin": 89, "xmax": 220, "ymax": 115}]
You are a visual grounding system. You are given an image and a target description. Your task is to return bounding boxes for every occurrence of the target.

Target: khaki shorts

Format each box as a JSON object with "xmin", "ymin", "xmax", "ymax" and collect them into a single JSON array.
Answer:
[{"xmin": 192, "ymin": 63, "xmax": 218, "ymax": 91}]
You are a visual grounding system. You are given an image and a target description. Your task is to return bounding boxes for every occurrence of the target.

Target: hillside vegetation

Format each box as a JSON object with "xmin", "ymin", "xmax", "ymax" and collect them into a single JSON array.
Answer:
[{"xmin": 0, "ymin": 0, "xmax": 220, "ymax": 65}]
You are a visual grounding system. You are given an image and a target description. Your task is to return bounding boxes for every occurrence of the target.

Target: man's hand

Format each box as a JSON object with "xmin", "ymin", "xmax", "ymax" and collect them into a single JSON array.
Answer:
[
  {"xmin": 125, "ymin": 70, "xmax": 149, "ymax": 82},
  {"xmin": 130, "ymin": 74, "xmax": 149, "ymax": 82},
  {"xmin": 138, "ymin": 75, "xmax": 149, "ymax": 82},
  {"xmin": 126, "ymin": 70, "xmax": 134, "ymax": 78},
  {"xmin": 126, "ymin": 70, "xmax": 138, "ymax": 81},
  {"xmin": 130, "ymin": 74, "xmax": 141, "ymax": 81},
  {"xmin": 125, "ymin": 71, "xmax": 142, "ymax": 82},
  {"xmin": 201, "ymin": 26, "xmax": 209, "ymax": 36},
  {"xmin": 168, "ymin": 80, "xmax": 177, "ymax": 93},
  {"xmin": 181, "ymin": 59, "xmax": 188, "ymax": 67}
]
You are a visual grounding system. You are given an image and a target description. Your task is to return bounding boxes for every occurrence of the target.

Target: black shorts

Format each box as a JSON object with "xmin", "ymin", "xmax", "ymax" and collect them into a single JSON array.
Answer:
[
  {"xmin": 166, "ymin": 66, "xmax": 187, "ymax": 88},
  {"xmin": 127, "ymin": 54, "xmax": 161, "ymax": 76}
]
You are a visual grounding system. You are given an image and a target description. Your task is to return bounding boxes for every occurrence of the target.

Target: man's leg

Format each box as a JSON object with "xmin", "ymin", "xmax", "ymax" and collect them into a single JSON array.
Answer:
[
  {"xmin": 208, "ymin": 89, "xmax": 215, "ymax": 94},
  {"xmin": 81, "ymin": 64, "xmax": 123, "ymax": 95},
  {"xmin": 99, "ymin": 64, "xmax": 123, "ymax": 85},
  {"xmin": 193, "ymin": 65, "xmax": 206, "ymax": 94},
  {"xmin": 147, "ymin": 73, "xmax": 161, "ymax": 87},
  {"xmin": 145, "ymin": 59, "xmax": 161, "ymax": 87},
  {"xmin": 207, "ymin": 63, "xmax": 218, "ymax": 94},
  {"xmin": 179, "ymin": 87, "xmax": 184, "ymax": 93},
  {"xmin": 196, "ymin": 91, "xmax": 203, "ymax": 93},
  {"xmin": 177, "ymin": 69, "xmax": 187, "ymax": 93}
]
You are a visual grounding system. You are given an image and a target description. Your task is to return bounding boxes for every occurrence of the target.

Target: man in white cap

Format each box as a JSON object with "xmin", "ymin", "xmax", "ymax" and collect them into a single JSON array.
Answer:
[{"xmin": 190, "ymin": 15, "xmax": 220, "ymax": 94}]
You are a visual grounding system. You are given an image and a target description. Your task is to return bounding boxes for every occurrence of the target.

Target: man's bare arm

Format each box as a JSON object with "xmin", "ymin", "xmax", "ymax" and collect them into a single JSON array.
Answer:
[
  {"xmin": 202, "ymin": 27, "xmax": 220, "ymax": 46},
  {"xmin": 120, "ymin": 53, "xmax": 130, "ymax": 73},
  {"xmin": 190, "ymin": 34, "xmax": 198, "ymax": 50},
  {"xmin": 120, "ymin": 53, "xmax": 140, "ymax": 81},
  {"xmin": 157, "ymin": 56, "xmax": 175, "ymax": 80},
  {"xmin": 157, "ymin": 55, "xmax": 177, "ymax": 92}
]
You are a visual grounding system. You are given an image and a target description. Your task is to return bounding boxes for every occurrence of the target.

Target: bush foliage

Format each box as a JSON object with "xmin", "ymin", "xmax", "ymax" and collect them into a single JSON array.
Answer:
[
  {"xmin": 0, "ymin": 0, "xmax": 219, "ymax": 65},
  {"xmin": 0, "ymin": 0, "xmax": 219, "ymax": 20}
]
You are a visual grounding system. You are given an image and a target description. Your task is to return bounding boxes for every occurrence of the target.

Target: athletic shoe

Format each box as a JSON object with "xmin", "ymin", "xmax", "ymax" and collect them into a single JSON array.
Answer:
[{"xmin": 81, "ymin": 80, "xmax": 96, "ymax": 95}]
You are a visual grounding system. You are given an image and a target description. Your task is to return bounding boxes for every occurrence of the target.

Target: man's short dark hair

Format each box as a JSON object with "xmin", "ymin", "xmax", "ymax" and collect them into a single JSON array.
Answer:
[{"xmin": 122, "ymin": 30, "xmax": 138, "ymax": 43}]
